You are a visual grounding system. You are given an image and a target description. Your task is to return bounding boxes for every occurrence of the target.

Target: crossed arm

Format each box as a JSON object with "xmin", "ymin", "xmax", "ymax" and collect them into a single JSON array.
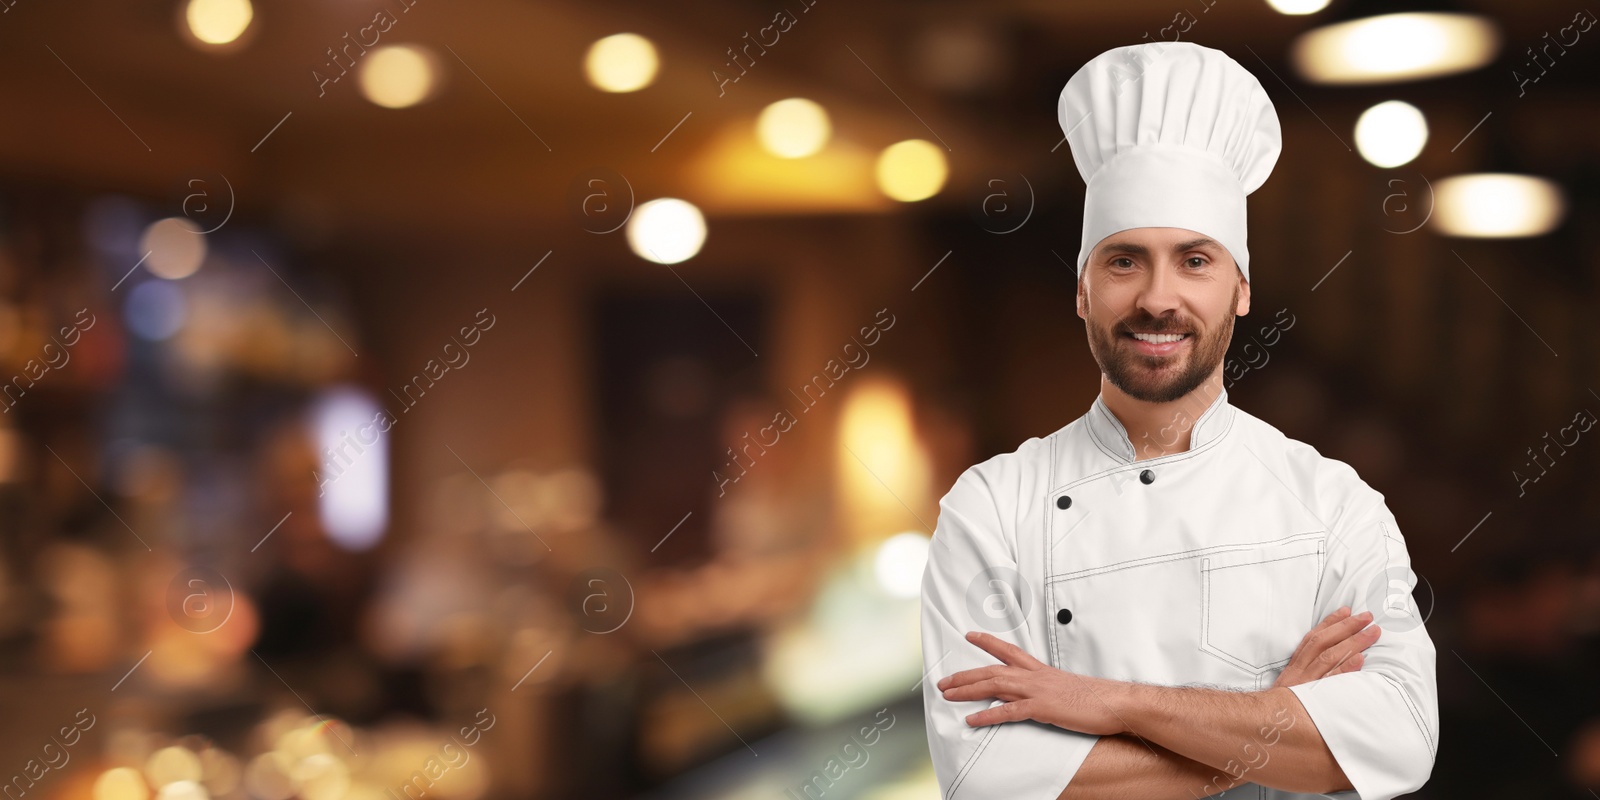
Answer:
[
  {"xmin": 937, "ymin": 607, "xmax": 1379, "ymax": 799},
  {"xmin": 1053, "ymin": 685, "xmax": 1339, "ymax": 799}
]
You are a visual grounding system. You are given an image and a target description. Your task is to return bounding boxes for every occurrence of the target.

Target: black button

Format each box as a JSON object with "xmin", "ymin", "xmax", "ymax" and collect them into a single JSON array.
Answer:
[
  {"xmin": 1056, "ymin": 608, "xmax": 1073, "ymax": 624},
  {"xmin": 1056, "ymin": 495, "xmax": 1072, "ymax": 510},
  {"xmin": 1140, "ymin": 469, "xmax": 1155, "ymax": 484}
]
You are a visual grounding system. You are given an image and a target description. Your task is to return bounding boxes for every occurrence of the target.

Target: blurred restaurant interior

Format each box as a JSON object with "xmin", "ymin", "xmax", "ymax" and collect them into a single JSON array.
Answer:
[{"xmin": 1, "ymin": 0, "xmax": 1600, "ymax": 798}]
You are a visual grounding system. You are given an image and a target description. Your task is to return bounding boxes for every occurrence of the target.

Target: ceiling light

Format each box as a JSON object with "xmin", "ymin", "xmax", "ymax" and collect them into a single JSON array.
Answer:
[
  {"xmin": 627, "ymin": 199, "xmax": 707, "ymax": 264},
  {"xmin": 1266, "ymin": 0, "xmax": 1331, "ymax": 15},
  {"xmin": 757, "ymin": 98, "xmax": 831, "ymax": 159},
  {"xmin": 585, "ymin": 33, "xmax": 659, "ymax": 93},
  {"xmin": 875, "ymin": 140, "xmax": 947, "ymax": 202},
  {"xmin": 358, "ymin": 45, "xmax": 438, "ymax": 109},
  {"xmin": 1354, "ymin": 100, "xmax": 1428, "ymax": 167},
  {"xmin": 1292, "ymin": 12, "xmax": 1499, "ymax": 84},
  {"xmin": 185, "ymin": 0, "xmax": 252, "ymax": 46},
  {"xmin": 1432, "ymin": 173, "xmax": 1564, "ymax": 238}
]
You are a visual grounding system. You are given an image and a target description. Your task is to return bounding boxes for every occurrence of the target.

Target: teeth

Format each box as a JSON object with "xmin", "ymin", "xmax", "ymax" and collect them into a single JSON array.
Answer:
[{"xmin": 1131, "ymin": 332, "xmax": 1188, "ymax": 343}]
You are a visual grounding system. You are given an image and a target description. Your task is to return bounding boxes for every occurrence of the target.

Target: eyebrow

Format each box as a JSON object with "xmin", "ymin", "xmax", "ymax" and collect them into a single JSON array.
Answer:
[{"xmin": 1097, "ymin": 237, "xmax": 1221, "ymax": 257}]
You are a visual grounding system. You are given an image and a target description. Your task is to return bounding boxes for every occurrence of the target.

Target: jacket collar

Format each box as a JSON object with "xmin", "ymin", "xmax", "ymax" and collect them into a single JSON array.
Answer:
[{"xmin": 1083, "ymin": 385, "xmax": 1235, "ymax": 463}]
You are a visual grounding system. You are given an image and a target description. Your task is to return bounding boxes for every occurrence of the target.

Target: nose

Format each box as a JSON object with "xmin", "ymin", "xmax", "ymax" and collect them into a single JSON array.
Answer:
[{"xmin": 1134, "ymin": 259, "xmax": 1182, "ymax": 320}]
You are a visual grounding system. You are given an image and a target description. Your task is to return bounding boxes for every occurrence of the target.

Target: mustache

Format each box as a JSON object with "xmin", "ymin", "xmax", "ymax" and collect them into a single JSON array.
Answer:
[{"xmin": 1116, "ymin": 316, "xmax": 1195, "ymax": 335}]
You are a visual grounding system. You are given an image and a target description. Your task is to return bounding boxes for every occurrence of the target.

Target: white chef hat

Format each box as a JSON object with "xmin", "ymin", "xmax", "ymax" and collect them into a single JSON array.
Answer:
[{"xmin": 1060, "ymin": 42, "xmax": 1281, "ymax": 282}]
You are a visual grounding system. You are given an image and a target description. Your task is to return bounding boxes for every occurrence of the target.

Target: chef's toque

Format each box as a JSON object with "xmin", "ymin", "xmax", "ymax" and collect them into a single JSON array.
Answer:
[{"xmin": 1060, "ymin": 41, "xmax": 1281, "ymax": 282}]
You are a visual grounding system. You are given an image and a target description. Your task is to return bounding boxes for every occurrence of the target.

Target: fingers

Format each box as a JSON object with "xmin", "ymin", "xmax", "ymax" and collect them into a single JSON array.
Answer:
[
  {"xmin": 1286, "ymin": 606, "xmax": 1349, "ymax": 665},
  {"xmin": 936, "ymin": 631, "xmax": 1044, "ymax": 701},
  {"xmin": 1314, "ymin": 646, "xmax": 1367, "ymax": 680},
  {"xmin": 964, "ymin": 631, "xmax": 1044, "ymax": 669},
  {"xmin": 1328, "ymin": 651, "xmax": 1366, "ymax": 677},
  {"xmin": 1320, "ymin": 606, "xmax": 1353, "ymax": 626},
  {"xmin": 1313, "ymin": 622, "xmax": 1381, "ymax": 678},
  {"xmin": 1274, "ymin": 608, "xmax": 1382, "ymax": 689},
  {"xmin": 943, "ymin": 676, "xmax": 1022, "ymax": 703},
  {"xmin": 938, "ymin": 665, "xmax": 1003, "ymax": 691},
  {"xmin": 1299, "ymin": 610, "xmax": 1374, "ymax": 664},
  {"xmin": 1286, "ymin": 620, "xmax": 1379, "ymax": 686},
  {"xmin": 965, "ymin": 700, "xmax": 1034, "ymax": 727}
]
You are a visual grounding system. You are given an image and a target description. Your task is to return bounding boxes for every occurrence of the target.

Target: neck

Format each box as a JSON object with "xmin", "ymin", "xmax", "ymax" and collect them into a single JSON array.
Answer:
[{"xmin": 1100, "ymin": 368, "xmax": 1226, "ymax": 461}]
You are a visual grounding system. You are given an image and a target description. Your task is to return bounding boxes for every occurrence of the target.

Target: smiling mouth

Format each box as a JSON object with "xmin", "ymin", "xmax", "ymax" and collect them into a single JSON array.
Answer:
[
  {"xmin": 1118, "ymin": 330, "xmax": 1194, "ymax": 359},
  {"xmin": 1122, "ymin": 331, "xmax": 1192, "ymax": 343}
]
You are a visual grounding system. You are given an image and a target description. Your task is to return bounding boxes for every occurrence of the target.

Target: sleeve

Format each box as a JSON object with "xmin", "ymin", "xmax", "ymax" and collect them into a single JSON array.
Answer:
[
  {"xmin": 1288, "ymin": 501, "xmax": 1439, "ymax": 800},
  {"xmin": 920, "ymin": 465, "xmax": 1100, "ymax": 800}
]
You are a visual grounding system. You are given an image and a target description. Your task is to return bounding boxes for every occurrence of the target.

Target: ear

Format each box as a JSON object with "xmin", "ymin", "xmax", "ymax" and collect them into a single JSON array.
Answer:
[
  {"xmin": 1076, "ymin": 272, "xmax": 1088, "ymax": 320},
  {"xmin": 1236, "ymin": 270, "xmax": 1251, "ymax": 317}
]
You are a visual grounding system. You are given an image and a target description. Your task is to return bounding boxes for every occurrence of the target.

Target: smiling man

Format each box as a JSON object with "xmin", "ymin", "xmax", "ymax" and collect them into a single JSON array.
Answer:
[{"xmin": 919, "ymin": 43, "xmax": 1438, "ymax": 800}]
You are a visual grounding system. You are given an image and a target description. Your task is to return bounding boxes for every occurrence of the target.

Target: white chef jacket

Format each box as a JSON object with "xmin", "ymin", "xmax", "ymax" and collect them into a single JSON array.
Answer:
[{"xmin": 920, "ymin": 389, "xmax": 1437, "ymax": 800}]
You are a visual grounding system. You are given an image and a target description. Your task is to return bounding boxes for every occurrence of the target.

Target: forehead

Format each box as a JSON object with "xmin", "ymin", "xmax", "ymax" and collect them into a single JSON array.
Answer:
[{"xmin": 1093, "ymin": 228, "xmax": 1225, "ymax": 255}]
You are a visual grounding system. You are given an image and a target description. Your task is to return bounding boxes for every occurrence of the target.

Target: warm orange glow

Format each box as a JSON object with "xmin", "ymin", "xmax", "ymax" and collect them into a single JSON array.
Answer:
[
  {"xmin": 836, "ymin": 379, "xmax": 931, "ymax": 546},
  {"xmin": 680, "ymin": 121, "xmax": 890, "ymax": 215}
]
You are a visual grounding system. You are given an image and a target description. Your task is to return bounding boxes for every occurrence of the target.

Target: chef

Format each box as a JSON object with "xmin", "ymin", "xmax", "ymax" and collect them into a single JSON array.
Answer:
[{"xmin": 919, "ymin": 41, "xmax": 1437, "ymax": 800}]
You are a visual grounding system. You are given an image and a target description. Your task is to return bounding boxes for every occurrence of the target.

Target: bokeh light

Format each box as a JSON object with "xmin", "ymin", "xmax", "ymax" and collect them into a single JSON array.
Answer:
[
  {"xmin": 94, "ymin": 768, "xmax": 150, "ymax": 800},
  {"xmin": 185, "ymin": 0, "xmax": 252, "ymax": 45},
  {"xmin": 1432, "ymin": 173, "xmax": 1565, "ymax": 238},
  {"xmin": 875, "ymin": 139, "xmax": 948, "ymax": 202},
  {"xmin": 757, "ymin": 98, "xmax": 831, "ymax": 159},
  {"xmin": 243, "ymin": 752, "xmax": 296, "ymax": 800},
  {"xmin": 359, "ymin": 45, "xmax": 439, "ymax": 109},
  {"xmin": 1354, "ymin": 100, "xmax": 1428, "ymax": 168},
  {"xmin": 291, "ymin": 753, "xmax": 350, "ymax": 800},
  {"xmin": 145, "ymin": 745, "xmax": 203, "ymax": 788},
  {"xmin": 1292, "ymin": 12, "xmax": 1500, "ymax": 84},
  {"xmin": 584, "ymin": 33, "xmax": 659, "ymax": 92},
  {"xmin": 155, "ymin": 781, "xmax": 209, "ymax": 800},
  {"xmin": 1265, "ymin": 0, "xmax": 1330, "ymax": 14},
  {"xmin": 873, "ymin": 532, "xmax": 930, "ymax": 598},
  {"xmin": 626, "ymin": 198, "xmax": 707, "ymax": 264},
  {"xmin": 126, "ymin": 280, "xmax": 188, "ymax": 341},
  {"xmin": 312, "ymin": 386, "xmax": 390, "ymax": 551},
  {"xmin": 140, "ymin": 217, "xmax": 206, "ymax": 280}
]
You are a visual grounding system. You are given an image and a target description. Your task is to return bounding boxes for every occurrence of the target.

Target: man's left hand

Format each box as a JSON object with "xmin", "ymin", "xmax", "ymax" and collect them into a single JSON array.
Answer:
[{"xmin": 936, "ymin": 631, "xmax": 1129, "ymax": 735}]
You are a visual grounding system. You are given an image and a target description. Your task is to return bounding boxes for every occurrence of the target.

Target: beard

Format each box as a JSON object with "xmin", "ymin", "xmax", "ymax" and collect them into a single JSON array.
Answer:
[{"xmin": 1085, "ymin": 282, "xmax": 1238, "ymax": 404}]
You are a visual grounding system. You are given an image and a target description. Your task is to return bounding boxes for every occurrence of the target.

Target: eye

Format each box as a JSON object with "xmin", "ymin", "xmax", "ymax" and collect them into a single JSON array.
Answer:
[
  {"xmin": 1111, "ymin": 257, "xmax": 1135, "ymax": 268},
  {"xmin": 1184, "ymin": 256, "xmax": 1208, "ymax": 268}
]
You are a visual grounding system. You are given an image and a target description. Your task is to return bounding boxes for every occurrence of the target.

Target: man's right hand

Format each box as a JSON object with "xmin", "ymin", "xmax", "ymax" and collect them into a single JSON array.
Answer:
[{"xmin": 1273, "ymin": 606, "xmax": 1379, "ymax": 689}]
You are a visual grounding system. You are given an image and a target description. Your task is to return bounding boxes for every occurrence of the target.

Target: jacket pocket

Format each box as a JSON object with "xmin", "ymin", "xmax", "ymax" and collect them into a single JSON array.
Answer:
[{"xmin": 1199, "ymin": 533, "xmax": 1326, "ymax": 675}]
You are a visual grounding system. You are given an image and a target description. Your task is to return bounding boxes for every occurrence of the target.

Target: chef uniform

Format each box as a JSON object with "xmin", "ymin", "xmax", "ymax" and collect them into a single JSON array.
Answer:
[{"xmin": 919, "ymin": 42, "xmax": 1438, "ymax": 800}]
